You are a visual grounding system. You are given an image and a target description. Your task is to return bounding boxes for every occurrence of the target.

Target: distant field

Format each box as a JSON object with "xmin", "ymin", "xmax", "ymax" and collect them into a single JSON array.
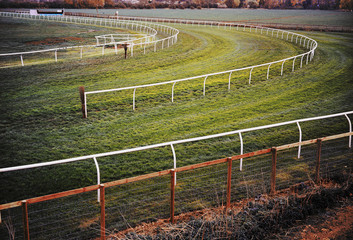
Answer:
[
  {"xmin": 0, "ymin": 17, "xmax": 128, "ymax": 54},
  {"xmin": 65, "ymin": 8, "xmax": 353, "ymax": 27},
  {"xmin": 0, "ymin": 14, "xmax": 352, "ymax": 204}
]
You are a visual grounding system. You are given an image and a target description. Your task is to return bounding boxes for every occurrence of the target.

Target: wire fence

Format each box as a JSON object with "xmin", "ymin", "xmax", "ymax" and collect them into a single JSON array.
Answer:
[{"xmin": 0, "ymin": 131, "xmax": 351, "ymax": 240}]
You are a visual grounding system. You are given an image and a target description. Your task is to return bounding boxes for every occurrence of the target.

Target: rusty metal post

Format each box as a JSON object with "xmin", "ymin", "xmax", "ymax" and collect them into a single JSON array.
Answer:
[
  {"xmin": 123, "ymin": 44, "xmax": 128, "ymax": 59},
  {"xmin": 100, "ymin": 184, "xmax": 106, "ymax": 240},
  {"xmin": 22, "ymin": 200, "xmax": 30, "ymax": 240},
  {"xmin": 79, "ymin": 86, "xmax": 86, "ymax": 118},
  {"xmin": 226, "ymin": 157, "xmax": 232, "ymax": 209},
  {"xmin": 271, "ymin": 148, "xmax": 277, "ymax": 195},
  {"xmin": 315, "ymin": 139, "xmax": 322, "ymax": 184},
  {"xmin": 170, "ymin": 170, "xmax": 176, "ymax": 224}
]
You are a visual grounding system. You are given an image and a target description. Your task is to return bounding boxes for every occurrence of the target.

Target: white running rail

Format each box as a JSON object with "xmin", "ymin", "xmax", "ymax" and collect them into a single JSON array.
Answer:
[
  {"xmin": 1, "ymin": 111, "xmax": 351, "ymax": 175},
  {"xmin": 83, "ymin": 16, "xmax": 318, "ymax": 116}
]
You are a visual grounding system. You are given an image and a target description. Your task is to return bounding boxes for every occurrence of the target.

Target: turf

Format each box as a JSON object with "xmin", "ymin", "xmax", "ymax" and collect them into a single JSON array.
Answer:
[{"xmin": 0, "ymin": 16, "xmax": 352, "ymax": 203}]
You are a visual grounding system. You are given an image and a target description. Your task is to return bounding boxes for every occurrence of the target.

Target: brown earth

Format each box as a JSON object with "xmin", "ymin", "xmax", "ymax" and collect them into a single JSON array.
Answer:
[
  {"xmin": 111, "ymin": 181, "xmax": 353, "ymax": 240},
  {"xmin": 279, "ymin": 202, "xmax": 353, "ymax": 240}
]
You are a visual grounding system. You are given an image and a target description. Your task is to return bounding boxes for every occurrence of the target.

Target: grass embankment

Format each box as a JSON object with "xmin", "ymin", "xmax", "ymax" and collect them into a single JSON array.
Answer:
[{"xmin": 0, "ymin": 18, "xmax": 352, "ymax": 204}]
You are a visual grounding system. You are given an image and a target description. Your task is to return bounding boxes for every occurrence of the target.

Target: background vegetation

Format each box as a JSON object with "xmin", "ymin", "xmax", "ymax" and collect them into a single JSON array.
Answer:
[{"xmin": 2, "ymin": 0, "xmax": 353, "ymax": 10}]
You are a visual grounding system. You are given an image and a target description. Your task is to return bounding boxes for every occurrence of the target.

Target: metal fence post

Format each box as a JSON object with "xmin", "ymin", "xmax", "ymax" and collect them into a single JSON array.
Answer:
[
  {"xmin": 296, "ymin": 122, "xmax": 302, "ymax": 159},
  {"xmin": 249, "ymin": 67, "xmax": 253, "ymax": 84},
  {"xmin": 226, "ymin": 157, "xmax": 232, "ymax": 209},
  {"xmin": 20, "ymin": 55, "xmax": 24, "ymax": 66},
  {"xmin": 172, "ymin": 82, "xmax": 176, "ymax": 103},
  {"xmin": 133, "ymin": 88, "xmax": 136, "ymax": 111},
  {"xmin": 271, "ymin": 147, "xmax": 277, "ymax": 195},
  {"xmin": 170, "ymin": 169, "xmax": 176, "ymax": 224},
  {"xmin": 79, "ymin": 86, "xmax": 87, "ymax": 118},
  {"xmin": 100, "ymin": 184, "xmax": 106, "ymax": 240},
  {"xmin": 315, "ymin": 139, "xmax": 322, "ymax": 184},
  {"xmin": 267, "ymin": 64, "xmax": 271, "ymax": 80},
  {"xmin": 22, "ymin": 200, "xmax": 30, "ymax": 240}
]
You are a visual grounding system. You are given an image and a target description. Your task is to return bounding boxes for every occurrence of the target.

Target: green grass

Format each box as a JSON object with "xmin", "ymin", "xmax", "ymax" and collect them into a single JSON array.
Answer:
[{"xmin": 0, "ymin": 16, "xmax": 352, "ymax": 204}]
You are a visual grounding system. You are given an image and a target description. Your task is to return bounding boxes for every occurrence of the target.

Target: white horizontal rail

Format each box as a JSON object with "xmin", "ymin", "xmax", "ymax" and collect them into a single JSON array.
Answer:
[{"xmin": 1, "ymin": 111, "xmax": 351, "ymax": 173}]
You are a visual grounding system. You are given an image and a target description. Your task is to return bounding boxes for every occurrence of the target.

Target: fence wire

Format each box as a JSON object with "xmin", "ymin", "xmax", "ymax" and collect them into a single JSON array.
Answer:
[
  {"xmin": 175, "ymin": 163, "xmax": 228, "ymax": 215},
  {"xmin": 29, "ymin": 191, "xmax": 100, "ymax": 240},
  {"xmin": 276, "ymin": 145, "xmax": 317, "ymax": 190},
  {"xmin": 231, "ymin": 153, "xmax": 272, "ymax": 201},
  {"xmin": 0, "ymin": 136, "xmax": 351, "ymax": 239},
  {"xmin": 0, "ymin": 206, "xmax": 23, "ymax": 240},
  {"xmin": 105, "ymin": 175, "xmax": 170, "ymax": 235},
  {"xmin": 320, "ymin": 137, "xmax": 352, "ymax": 180}
]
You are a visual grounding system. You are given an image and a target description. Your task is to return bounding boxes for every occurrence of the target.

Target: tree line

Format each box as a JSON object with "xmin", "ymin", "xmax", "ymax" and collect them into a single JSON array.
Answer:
[{"xmin": 0, "ymin": 0, "xmax": 352, "ymax": 10}]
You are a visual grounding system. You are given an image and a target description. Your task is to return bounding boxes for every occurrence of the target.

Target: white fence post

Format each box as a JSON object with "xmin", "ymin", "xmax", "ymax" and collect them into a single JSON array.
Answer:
[
  {"xmin": 171, "ymin": 144, "xmax": 177, "ymax": 185},
  {"xmin": 172, "ymin": 82, "xmax": 176, "ymax": 103},
  {"xmin": 228, "ymin": 72, "xmax": 232, "ymax": 90},
  {"xmin": 249, "ymin": 68, "xmax": 254, "ymax": 84},
  {"xmin": 267, "ymin": 64, "xmax": 271, "ymax": 79},
  {"xmin": 93, "ymin": 157, "xmax": 101, "ymax": 202},
  {"xmin": 345, "ymin": 114, "xmax": 352, "ymax": 148},
  {"xmin": 297, "ymin": 122, "xmax": 302, "ymax": 159},
  {"xmin": 239, "ymin": 132, "xmax": 243, "ymax": 171},
  {"xmin": 281, "ymin": 60, "xmax": 286, "ymax": 76},
  {"xmin": 133, "ymin": 88, "xmax": 136, "ymax": 110}
]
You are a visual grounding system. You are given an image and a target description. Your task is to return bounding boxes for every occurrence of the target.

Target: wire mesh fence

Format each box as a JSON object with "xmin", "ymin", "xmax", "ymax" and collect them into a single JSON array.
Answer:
[
  {"xmin": 0, "ymin": 133, "xmax": 352, "ymax": 240},
  {"xmin": 0, "ymin": 206, "xmax": 24, "ymax": 240},
  {"xmin": 276, "ymin": 145, "xmax": 317, "ymax": 191},
  {"xmin": 320, "ymin": 137, "xmax": 353, "ymax": 180},
  {"xmin": 175, "ymin": 163, "xmax": 228, "ymax": 215},
  {"xmin": 28, "ymin": 191, "xmax": 100, "ymax": 240},
  {"xmin": 231, "ymin": 153, "xmax": 272, "ymax": 201},
  {"xmin": 105, "ymin": 175, "xmax": 170, "ymax": 234}
]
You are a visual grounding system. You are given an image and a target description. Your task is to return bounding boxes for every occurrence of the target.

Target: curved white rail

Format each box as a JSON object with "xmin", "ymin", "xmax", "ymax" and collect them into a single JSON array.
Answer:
[
  {"xmin": 1, "ymin": 111, "xmax": 351, "ymax": 174},
  {"xmin": 0, "ymin": 12, "xmax": 179, "ymax": 65},
  {"xmin": 83, "ymin": 19, "xmax": 317, "ymax": 116}
]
